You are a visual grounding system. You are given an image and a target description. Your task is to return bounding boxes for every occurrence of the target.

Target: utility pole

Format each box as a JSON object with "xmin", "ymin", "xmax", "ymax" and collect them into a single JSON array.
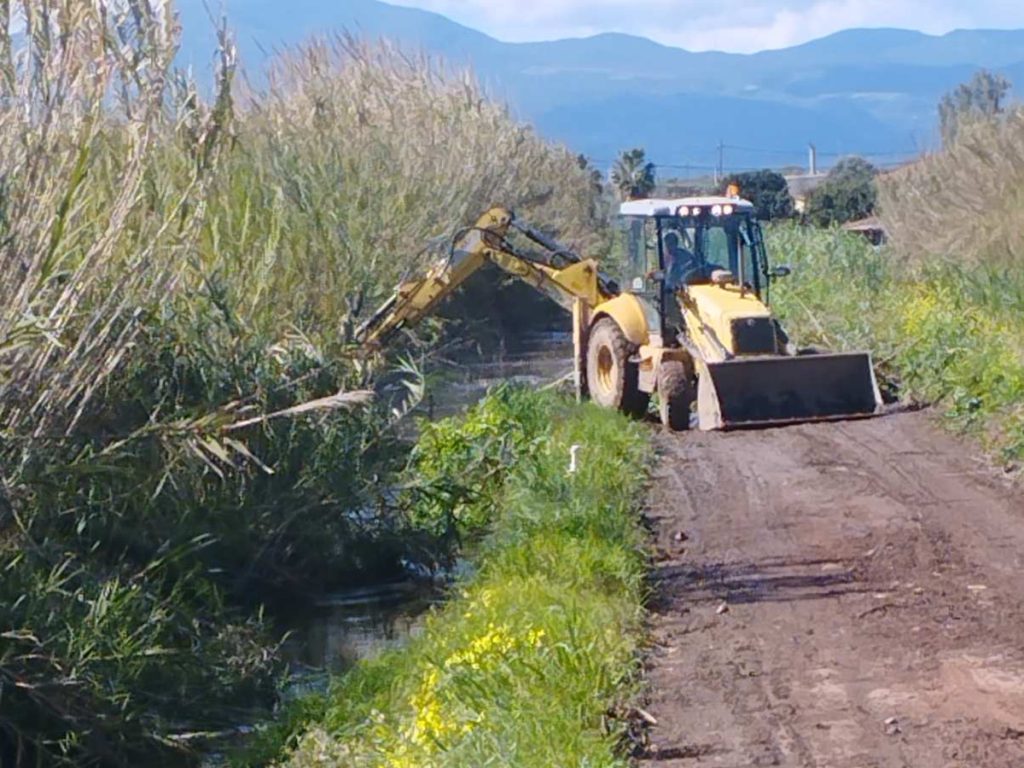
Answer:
[
  {"xmin": 808, "ymin": 142, "xmax": 818, "ymax": 176},
  {"xmin": 715, "ymin": 140, "xmax": 725, "ymax": 184}
]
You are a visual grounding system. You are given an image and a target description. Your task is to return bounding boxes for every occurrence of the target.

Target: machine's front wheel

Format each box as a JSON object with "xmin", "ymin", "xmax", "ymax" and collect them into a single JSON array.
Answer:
[
  {"xmin": 586, "ymin": 318, "xmax": 649, "ymax": 417},
  {"xmin": 657, "ymin": 360, "xmax": 696, "ymax": 431}
]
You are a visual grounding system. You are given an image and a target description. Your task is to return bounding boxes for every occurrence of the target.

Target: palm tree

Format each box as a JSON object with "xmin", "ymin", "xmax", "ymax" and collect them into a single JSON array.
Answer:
[{"xmin": 611, "ymin": 148, "xmax": 656, "ymax": 200}]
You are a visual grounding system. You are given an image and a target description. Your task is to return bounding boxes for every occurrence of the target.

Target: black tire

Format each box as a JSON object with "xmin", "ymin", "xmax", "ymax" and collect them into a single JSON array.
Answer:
[
  {"xmin": 586, "ymin": 318, "xmax": 649, "ymax": 418},
  {"xmin": 657, "ymin": 359, "xmax": 696, "ymax": 431}
]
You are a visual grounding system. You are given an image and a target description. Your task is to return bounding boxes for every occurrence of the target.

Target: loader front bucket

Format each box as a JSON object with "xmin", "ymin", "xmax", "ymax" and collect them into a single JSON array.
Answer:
[{"xmin": 697, "ymin": 352, "xmax": 883, "ymax": 431}]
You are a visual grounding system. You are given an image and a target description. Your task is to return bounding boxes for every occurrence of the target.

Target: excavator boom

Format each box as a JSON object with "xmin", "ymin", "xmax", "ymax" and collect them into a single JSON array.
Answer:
[{"xmin": 356, "ymin": 207, "xmax": 610, "ymax": 349}]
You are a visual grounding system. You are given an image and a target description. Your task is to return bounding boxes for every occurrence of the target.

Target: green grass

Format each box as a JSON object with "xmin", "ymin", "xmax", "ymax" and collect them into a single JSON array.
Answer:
[
  {"xmin": 769, "ymin": 223, "xmax": 1024, "ymax": 465},
  {"xmin": 260, "ymin": 388, "xmax": 651, "ymax": 767}
]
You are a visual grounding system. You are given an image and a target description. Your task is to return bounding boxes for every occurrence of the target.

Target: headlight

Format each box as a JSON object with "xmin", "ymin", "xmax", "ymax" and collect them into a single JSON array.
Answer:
[{"xmin": 712, "ymin": 204, "xmax": 723, "ymax": 216}]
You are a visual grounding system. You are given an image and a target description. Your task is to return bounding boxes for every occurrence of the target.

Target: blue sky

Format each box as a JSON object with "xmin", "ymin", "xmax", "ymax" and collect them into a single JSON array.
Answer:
[{"xmin": 389, "ymin": 0, "xmax": 1024, "ymax": 53}]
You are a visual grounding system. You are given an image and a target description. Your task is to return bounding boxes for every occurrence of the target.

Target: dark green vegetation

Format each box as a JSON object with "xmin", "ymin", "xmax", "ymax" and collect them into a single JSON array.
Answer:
[
  {"xmin": 722, "ymin": 170, "xmax": 795, "ymax": 220},
  {"xmin": 612, "ymin": 148, "xmax": 657, "ymax": 201},
  {"xmin": 258, "ymin": 389, "xmax": 650, "ymax": 768},
  {"xmin": 0, "ymin": 5, "xmax": 604, "ymax": 765},
  {"xmin": 805, "ymin": 157, "xmax": 879, "ymax": 227}
]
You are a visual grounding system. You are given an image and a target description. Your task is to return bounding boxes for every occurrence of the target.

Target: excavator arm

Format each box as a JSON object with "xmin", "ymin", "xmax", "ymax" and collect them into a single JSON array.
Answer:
[{"xmin": 356, "ymin": 207, "xmax": 614, "ymax": 348}]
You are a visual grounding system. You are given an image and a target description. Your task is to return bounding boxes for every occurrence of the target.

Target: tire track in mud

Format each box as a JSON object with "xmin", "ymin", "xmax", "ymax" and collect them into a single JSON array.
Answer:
[{"xmin": 640, "ymin": 410, "xmax": 1024, "ymax": 767}]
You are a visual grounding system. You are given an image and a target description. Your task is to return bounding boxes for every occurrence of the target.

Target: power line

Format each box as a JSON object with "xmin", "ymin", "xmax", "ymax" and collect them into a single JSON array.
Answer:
[
  {"xmin": 588, "ymin": 145, "xmax": 922, "ymax": 177},
  {"xmin": 721, "ymin": 144, "xmax": 805, "ymax": 156},
  {"xmin": 816, "ymin": 149, "xmax": 919, "ymax": 158},
  {"xmin": 723, "ymin": 144, "xmax": 919, "ymax": 158},
  {"xmin": 589, "ymin": 145, "xmax": 922, "ymax": 167}
]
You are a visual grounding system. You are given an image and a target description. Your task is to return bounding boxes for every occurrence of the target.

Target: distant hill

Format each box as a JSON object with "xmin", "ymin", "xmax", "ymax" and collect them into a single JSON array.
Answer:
[{"xmin": 175, "ymin": 0, "xmax": 1024, "ymax": 172}]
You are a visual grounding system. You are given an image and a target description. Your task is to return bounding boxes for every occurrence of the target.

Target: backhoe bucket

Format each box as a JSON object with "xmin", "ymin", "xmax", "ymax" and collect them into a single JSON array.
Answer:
[{"xmin": 697, "ymin": 352, "xmax": 882, "ymax": 431}]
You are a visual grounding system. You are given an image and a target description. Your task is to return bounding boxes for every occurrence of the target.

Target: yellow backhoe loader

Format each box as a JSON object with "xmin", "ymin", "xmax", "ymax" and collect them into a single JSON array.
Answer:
[{"xmin": 357, "ymin": 199, "xmax": 882, "ymax": 430}]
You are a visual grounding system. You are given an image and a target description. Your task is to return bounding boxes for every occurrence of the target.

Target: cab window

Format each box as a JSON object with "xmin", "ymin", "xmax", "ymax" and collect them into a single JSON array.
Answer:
[
  {"xmin": 615, "ymin": 216, "xmax": 659, "ymax": 293},
  {"xmin": 700, "ymin": 218, "xmax": 762, "ymax": 293}
]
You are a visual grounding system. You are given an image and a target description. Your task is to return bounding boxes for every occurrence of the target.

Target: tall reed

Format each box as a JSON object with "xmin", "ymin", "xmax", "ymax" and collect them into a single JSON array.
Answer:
[
  {"xmin": 197, "ymin": 35, "xmax": 604, "ymax": 352},
  {"xmin": 0, "ymin": 4, "xmax": 606, "ymax": 765},
  {"xmin": 879, "ymin": 107, "xmax": 1024, "ymax": 271}
]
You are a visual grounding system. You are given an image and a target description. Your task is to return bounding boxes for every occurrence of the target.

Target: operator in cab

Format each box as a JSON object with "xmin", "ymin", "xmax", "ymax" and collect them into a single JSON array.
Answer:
[
  {"xmin": 663, "ymin": 229, "xmax": 726, "ymax": 288},
  {"xmin": 662, "ymin": 231, "xmax": 697, "ymax": 288}
]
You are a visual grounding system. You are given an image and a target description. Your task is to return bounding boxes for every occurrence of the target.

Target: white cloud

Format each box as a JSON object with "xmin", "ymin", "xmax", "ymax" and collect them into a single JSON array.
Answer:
[{"xmin": 388, "ymin": 0, "xmax": 1024, "ymax": 52}]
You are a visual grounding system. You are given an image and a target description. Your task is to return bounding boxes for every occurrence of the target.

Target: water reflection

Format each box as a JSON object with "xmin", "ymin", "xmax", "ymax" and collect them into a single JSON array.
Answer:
[
  {"xmin": 283, "ymin": 582, "xmax": 437, "ymax": 674},
  {"xmin": 424, "ymin": 332, "xmax": 574, "ymax": 420}
]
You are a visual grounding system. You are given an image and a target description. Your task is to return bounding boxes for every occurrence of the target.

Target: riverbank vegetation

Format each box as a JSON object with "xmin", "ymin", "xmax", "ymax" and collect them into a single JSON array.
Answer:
[
  {"xmin": 769, "ymin": 147, "xmax": 1024, "ymax": 465},
  {"xmin": 0, "ymin": 3, "xmax": 604, "ymax": 765},
  {"xmin": 256, "ymin": 388, "xmax": 650, "ymax": 767},
  {"xmin": 764, "ymin": 73, "xmax": 1024, "ymax": 466}
]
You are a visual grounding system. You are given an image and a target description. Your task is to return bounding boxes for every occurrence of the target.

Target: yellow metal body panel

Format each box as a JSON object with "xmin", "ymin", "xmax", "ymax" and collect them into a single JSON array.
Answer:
[
  {"xmin": 489, "ymin": 251, "xmax": 603, "ymax": 310},
  {"xmin": 572, "ymin": 298, "xmax": 592, "ymax": 401},
  {"xmin": 591, "ymin": 293, "xmax": 650, "ymax": 347},
  {"xmin": 682, "ymin": 284, "xmax": 772, "ymax": 363}
]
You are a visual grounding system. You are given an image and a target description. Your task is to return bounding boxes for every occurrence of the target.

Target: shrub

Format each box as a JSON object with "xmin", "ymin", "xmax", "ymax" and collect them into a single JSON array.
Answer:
[
  {"xmin": 722, "ymin": 169, "xmax": 794, "ymax": 220},
  {"xmin": 806, "ymin": 156, "xmax": 878, "ymax": 226},
  {"xmin": 404, "ymin": 387, "xmax": 549, "ymax": 538}
]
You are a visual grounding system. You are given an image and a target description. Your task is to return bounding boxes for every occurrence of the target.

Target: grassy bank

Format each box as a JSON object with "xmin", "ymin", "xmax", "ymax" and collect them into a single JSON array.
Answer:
[
  {"xmin": 256, "ymin": 388, "xmax": 651, "ymax": 767},
  {"xmin": 0, "ymin": 5, "xmax": 605, "ymax": 764},
  {"xmin": 768, "ymin": 224, "xmax": 1024, "ymax": 465}
]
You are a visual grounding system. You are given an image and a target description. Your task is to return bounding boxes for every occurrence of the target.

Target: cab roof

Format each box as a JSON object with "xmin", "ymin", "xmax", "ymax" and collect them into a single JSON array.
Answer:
[{"xmin": 619, "ymin": 196, "xmax": 755, "ymax": 217}]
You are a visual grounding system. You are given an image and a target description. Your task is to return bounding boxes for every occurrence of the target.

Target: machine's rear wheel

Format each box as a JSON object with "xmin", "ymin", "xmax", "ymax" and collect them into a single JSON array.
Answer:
[
  {"xmin": 658, "ymin": 360, "xmax": 696, "ymax": 431},
  {"xmin": 586, "ymin": 318, "xmax": 649, "ymax": 417}
]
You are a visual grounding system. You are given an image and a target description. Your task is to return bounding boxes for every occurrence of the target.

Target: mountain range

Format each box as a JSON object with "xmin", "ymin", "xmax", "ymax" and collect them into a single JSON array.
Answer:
[{"xmin": 175, "ymin": 0, "xmax": 1024, "ymax": 173}]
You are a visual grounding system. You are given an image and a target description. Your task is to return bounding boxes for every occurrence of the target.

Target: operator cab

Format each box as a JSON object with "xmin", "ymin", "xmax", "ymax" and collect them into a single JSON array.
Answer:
[{"xmin": 616, "ymin": 195, "xmax": 776, "ymax": 341}]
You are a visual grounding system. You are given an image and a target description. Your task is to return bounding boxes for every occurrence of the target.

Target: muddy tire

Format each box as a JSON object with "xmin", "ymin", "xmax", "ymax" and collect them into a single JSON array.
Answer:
[
  {"xmin": 586, "ymin": 318, "xmax": 649, "ymax": 418},
  {"xmin": 658, "ymin": 360, "xmax": 696, "ymax": 431}
]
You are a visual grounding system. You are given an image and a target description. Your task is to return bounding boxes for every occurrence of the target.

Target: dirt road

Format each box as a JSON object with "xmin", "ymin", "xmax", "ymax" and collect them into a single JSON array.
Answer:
[{"xmin": 641, "ymin": 410, "xmax": 1024, "ymax": 768}]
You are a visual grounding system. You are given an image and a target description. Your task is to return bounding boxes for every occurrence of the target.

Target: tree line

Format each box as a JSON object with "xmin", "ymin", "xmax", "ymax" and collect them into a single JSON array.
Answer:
[
  {"xmin": 601, "ymin": 68, "xmax": 1015, "ymax": 228},
  {"xmin": 607, "ymin": 147, "xmax": 877, "ymax": 227}
]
